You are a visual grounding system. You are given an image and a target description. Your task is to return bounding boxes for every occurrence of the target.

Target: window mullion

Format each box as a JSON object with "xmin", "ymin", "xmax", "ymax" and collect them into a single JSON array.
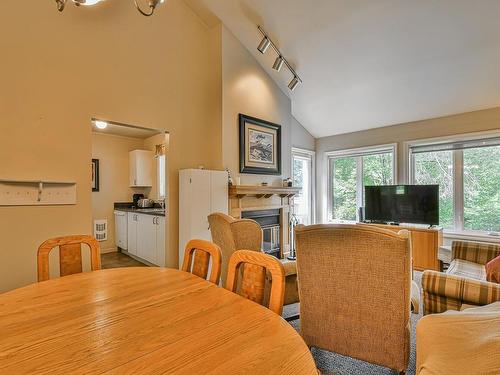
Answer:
[
  {"xmin": 453, "ymin": 150, "xmax": 464, "ymax": 231},
  {"xmin": 356, "ymin": 156, "xmax": 363, "ymax": 221}
]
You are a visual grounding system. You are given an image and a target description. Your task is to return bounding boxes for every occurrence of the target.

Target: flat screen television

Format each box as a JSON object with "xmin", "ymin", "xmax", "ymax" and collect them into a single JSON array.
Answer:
[{"xmin": 364, "ymin": 185, "xmax": 439, "ymax": 226}]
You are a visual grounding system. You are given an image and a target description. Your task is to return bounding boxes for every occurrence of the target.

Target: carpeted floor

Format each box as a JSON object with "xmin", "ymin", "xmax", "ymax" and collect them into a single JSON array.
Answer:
[{"xmin": 283, "ymin": 272, "xmax": 423, "ymax": 375}]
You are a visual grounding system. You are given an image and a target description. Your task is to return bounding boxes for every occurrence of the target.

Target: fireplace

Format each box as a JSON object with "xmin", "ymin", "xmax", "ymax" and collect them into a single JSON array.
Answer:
[{"xmin": 241, "ymin": 209, "xmax": 281, "ymax": 258}]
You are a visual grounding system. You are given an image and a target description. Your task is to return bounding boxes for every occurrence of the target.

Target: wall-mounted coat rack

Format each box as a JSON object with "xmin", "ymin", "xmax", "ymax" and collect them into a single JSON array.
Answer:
[{"xmin": 0, "ymin": 179, "xmax": 77, "ymax": 206}]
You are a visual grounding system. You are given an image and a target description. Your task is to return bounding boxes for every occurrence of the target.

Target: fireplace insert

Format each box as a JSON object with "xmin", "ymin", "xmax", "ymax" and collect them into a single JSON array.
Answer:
[{"xmin": 241, "ymin": 209, "xmax": 281, "ymax": 258}]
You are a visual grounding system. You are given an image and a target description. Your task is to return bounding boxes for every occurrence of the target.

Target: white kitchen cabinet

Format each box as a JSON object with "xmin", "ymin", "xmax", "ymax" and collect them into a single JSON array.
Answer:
[
  {"xmin": 156, "ymin": 216, "xmax": 166, "ymax": 267},
  {"xmin": 137, "ymin": 214, "xmax": 157, "ymax": 264},
  {"xmin": 127, "ymin": 211, "xmax": 165, "ymax": 266},
  {"xmin": 114, "ymin": 211, "xmax": 128, "ymax": 250},
  {"xmin": 129, "ymin": 150, "xmax": 153, "ymax": 187},
  {"xmin": 179, "ymin": 169, "xmax": 228, "ymax": 268},
  {"xmin": 127, "ymin": 212, "xmax": 138, "ymax": 255}
]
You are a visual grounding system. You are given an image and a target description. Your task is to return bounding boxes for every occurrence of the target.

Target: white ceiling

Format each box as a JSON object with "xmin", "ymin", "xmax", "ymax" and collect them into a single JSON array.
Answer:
[{"xmin": 193, "ymin": 0, "xmax": 500, "ymax": 138}]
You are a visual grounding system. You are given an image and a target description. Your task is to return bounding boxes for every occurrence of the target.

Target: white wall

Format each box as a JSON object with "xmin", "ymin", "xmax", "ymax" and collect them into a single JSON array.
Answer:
[
  {"xmin": 221, "ymin": 26, "xmax": 293, "ymax": 185},
  {"xmin": 291, "ymin": 117, "xmax": 315, "ymax": 151}
]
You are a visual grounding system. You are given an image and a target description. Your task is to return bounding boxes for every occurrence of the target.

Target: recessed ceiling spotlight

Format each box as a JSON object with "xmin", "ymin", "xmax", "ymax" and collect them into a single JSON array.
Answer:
[
  {"xmin": 94, "ymin": 120, "xmax": 108, "ymax": 129},
  {"xmin": 288, "ymin": 76, "xmax": 300, "ymax": 91},
  {"xmin": 257, "ymin": 37, "xmax": 271, "ymax": 54},
  {"xmin": 272, "ymin": 56, "xmax": 284, "ymax": 72}
]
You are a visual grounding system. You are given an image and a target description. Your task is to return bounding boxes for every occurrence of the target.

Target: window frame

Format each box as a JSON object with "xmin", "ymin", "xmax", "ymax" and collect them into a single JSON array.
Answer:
[
  {"xmin": 405, "ymin": 130, "xmax": 500, "ymax": 236},
  {"xmin": 157, "ymin": 154, "xmax": 166, "ymax": 200},
  {"xmin": 291, "ymin": 147, "xmax": 316, "ymax": 225},
  {"xmin": 326, "ymin": 143, "xmax": 397, "ymax": 222}
]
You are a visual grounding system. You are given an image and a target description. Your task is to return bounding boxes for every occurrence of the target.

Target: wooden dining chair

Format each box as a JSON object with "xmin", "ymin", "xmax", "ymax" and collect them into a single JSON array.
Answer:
[
  {"xmin": 182, "ymin": 239, "xmax": 222, "ymax": 285},
  {"xmin": 37, "ymin": 235, "xmax": 101, "ymax": 282},
  {"xmin": 225, "ymin": 250, "xmax": 286, "ymax": 315}
]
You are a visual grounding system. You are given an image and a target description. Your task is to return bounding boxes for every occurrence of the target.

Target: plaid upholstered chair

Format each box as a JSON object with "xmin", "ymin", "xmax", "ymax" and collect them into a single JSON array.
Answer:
[
  {"xmin": 295, "ymin": 224, "xmax": 413, "ymax": 374},
  {"xmin": 208, "ymin": 213, "xmax": 300, "ymax": 306},
  {"xmin": 422, "ymin": 241, "xmax": 500, "ymax": 315}
]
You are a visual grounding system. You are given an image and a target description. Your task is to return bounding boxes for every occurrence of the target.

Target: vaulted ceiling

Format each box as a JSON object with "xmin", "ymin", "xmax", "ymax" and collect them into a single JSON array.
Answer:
[{"xmin": 191, "ymin": 0, "xmax": 500, "ymax": 138}]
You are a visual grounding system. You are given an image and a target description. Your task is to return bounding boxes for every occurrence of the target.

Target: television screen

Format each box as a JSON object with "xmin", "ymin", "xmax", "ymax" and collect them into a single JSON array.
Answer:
[{"xmin": 364, "ymin": 185, "xmax": 439, "ymax": 226}]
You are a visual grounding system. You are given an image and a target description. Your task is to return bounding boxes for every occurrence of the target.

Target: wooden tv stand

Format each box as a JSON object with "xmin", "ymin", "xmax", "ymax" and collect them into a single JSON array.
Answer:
[{"xmin": 357, "ymin": 223, "xmax": 443, "ymax": 271}]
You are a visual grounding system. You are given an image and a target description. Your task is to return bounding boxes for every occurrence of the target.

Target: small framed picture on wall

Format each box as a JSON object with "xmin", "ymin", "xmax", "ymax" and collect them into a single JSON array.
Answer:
[
  {"xmin": 92, "ymin": 159, "xmax": 99, "ymax": 192},
  {"xmin": 239, "ymin": 114, "xmax": 281, "ymax": 175}
]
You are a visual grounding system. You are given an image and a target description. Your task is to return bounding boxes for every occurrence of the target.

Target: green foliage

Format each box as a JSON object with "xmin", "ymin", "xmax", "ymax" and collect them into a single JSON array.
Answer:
[
  {"xmin": 463, "ymin": 146, "xmax": 500, "ymax": 232},
  {"xmin": 414, "ymin": 151, "xmax": 454, "ymax": 228},
  {"xmin": 332, "ymin": 157, "xmax": 357, "ymax": 220},
  {"xmin": 331, "ymin": 153, "xmax": 393, "ymax": 221}
]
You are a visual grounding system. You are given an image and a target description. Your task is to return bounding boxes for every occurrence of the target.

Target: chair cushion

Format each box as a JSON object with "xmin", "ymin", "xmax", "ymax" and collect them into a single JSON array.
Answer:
[
  {"xmin": 486, "ymin": 255, "xmax": 500, "ymax": 283},
  {"xmin": 417, "ymin": 302, "xmax": 500, "ymax": 375},
  {"xmin": 447, "ymin": 259, "xmax": 486, "ymax": 281}
]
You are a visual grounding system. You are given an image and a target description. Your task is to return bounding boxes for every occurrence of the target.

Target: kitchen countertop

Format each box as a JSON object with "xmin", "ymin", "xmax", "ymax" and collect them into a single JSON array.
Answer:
[{"xmin": 114, "ymin": 206, "xmax": 165, "ymax": 217}]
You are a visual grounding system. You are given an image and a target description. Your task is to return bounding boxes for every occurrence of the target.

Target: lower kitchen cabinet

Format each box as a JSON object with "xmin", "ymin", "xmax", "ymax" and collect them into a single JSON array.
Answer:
[
  {"xmin": 126, "ymin": 211, "xmax": 165, "ymax": 266},
  {"xmin": 127, "ymin": 213, "xmax": 139, "ymax": 256}
]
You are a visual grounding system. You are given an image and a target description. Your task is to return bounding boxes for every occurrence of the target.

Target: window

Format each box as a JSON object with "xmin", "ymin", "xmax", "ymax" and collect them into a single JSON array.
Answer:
[
  {"xmin": 292, "ymin": 148, "xmax": 315, "ymax": 225},
  {"xmin": 327, "ymin": 145, "xmax": 396, "ymax": 222},
  {"xmin": 157, "ymin": 154, "xmax": 166, "ymax": 199},
  {"xmin": 409, "ymin": 134, "xmax": 500, "ymax": 233}
]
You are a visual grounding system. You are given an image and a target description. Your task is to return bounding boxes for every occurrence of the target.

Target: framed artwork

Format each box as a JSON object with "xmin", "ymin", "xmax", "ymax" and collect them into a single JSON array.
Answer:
[
  {"xmin": 239, "ymin": 114, "xmax": 281, "ymax": 175},
  {"xmin": 92, "ymin": 159, "xmax": 100, "ymax": 192}
]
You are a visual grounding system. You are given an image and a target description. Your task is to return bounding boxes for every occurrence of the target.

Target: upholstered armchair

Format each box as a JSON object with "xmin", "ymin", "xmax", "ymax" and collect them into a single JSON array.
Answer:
[
  {"xmin": 422, "ymin": 241, "xmax": 500, "ymax": 315},
  {"xmin": 208, "ymin": 213, "xmax": 299, "ymax": 306},
  {"xmin": 295, "ymin": 224, "xmax": 413, "ymax": 374}
]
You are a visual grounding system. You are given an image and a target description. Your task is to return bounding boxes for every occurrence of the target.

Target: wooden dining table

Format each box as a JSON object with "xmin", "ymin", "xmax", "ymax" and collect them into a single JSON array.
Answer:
[{"xmin": 0, "ymin": 267, "xmax": 317, "ymax": 374}]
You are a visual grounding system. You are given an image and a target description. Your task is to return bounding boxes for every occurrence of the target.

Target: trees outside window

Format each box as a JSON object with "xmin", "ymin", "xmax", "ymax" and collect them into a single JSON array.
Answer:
[
  {"xmin": 328, "ymin": 146, "xmax": 395, "ymax": 221},
  {"xmin": 410, "ymin": 136, "xmax": 499, "ymax": 233}
]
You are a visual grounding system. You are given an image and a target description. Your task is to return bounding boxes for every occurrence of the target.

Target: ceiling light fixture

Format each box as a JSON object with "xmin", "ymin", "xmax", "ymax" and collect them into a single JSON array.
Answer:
[
  {"xmin": 272, "ymin": 56, "xmax": 284, "ymax": 72},
  {"xmin": 134, "ymin": 0, "xmax": 164, "ymax": 17},
  {"xmin": 257, "ymin": 37, "xmax": 271, "ymax": 54},
  {"xmin": 257, "ymin": 26, "xmax": 303, "ymax": 91},
  {"xmin": 94, "ymin": 120, "xmax": 108, "ymax": 129},
  {"xmin": 54, "ymin": 0, "xmax": 165, "ymax": 16},
  {"xmin": 288, "ymin": 76, "xmax": 300, "ymax": 91}
]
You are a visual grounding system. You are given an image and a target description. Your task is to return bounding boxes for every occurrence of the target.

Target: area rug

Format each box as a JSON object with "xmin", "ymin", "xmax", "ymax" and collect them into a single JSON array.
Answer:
[{"xmin": 284, "ymin": 272, "xmax": 423, "ymax": 375}]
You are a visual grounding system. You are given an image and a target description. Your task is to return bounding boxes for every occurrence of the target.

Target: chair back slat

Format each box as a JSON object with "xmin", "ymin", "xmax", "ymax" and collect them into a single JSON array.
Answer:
[
  {"xmin": 37, "ymin": 235, "xmax": 101, "ymax": 282},
  {"xmin": 191, "ymin": 251, "xmax": 210, "ymax": 279},
  {"xmin": 59, "ymin": 243, "xmax": 83, "ymax": 277},
  {"xmin": 182, "ymin": 239, "xmax": 222, "ymax": 285},
  {"xmin": 226, "ymin": 250, "xmax": 285, "ymax": 315}
]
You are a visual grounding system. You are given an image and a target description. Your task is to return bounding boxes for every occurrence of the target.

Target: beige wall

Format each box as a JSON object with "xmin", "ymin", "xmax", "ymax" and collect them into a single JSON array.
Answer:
[
  {"xmin": 0, "ymin": 0, "xmax": 222, "ymax": 291},
  {"xmin": 292, "ymin": 117, "xmax": 315, "ymax": 151},
  {"xmin": 222, "ymin": 26, "xmax": 292, "ymax": 185},
  {"xmin": 316, "ymin": 107, "xmax": 500, "ymax": 222},
  {"xmin": 91, "ymin": 133, "xmax": 149, "ymax": 253}
]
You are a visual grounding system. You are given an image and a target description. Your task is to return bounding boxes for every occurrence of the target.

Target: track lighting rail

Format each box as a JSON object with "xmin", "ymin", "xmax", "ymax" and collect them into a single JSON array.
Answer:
[{"xmin": 257, "ymin": 25, "xmax": 303, "ymax": 91}]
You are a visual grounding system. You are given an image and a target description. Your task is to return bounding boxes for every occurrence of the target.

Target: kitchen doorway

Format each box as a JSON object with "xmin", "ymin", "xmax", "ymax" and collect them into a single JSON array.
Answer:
[{"xmin": 90, "ymin": 118, "xmax": 169, "ymax": 268}]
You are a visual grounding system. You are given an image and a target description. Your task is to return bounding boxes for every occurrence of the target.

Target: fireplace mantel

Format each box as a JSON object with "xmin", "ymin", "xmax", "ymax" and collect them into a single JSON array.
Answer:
[
  {"xmin": 229, "ymin": 185, "xmax": 301, "ymax": 199},
  {"xmin": 228, "ymin": 185, "xmax": 299, "ymax": 259}
]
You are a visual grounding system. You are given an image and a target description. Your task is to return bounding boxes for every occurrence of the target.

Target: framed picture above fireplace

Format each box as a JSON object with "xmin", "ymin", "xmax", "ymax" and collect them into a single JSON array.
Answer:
[{"xmin": 239, "ymin": 114, "xmax": 281, "ymax": 175}]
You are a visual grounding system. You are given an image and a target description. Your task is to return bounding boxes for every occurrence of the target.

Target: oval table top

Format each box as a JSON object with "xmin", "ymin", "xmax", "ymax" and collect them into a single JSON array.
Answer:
[{"xmin": 0, "ymin": 267, "xmax": 317, "ymax": 374}]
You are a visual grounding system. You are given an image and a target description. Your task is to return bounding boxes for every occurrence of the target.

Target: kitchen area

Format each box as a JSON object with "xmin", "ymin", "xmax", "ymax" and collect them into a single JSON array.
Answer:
[{"xmin": 91, "ymin": 119, "xmax": 168, "ymax": 267}]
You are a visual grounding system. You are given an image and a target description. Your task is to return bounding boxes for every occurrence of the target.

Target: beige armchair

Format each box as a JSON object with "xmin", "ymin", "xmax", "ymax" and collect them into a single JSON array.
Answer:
[
  {"xmin": 208, "ymin": 213, "xmax": 299, "ymax": 306},
  {"xmin": 295, "ymin": 224, "xmax": 412, "ymax": 374}
]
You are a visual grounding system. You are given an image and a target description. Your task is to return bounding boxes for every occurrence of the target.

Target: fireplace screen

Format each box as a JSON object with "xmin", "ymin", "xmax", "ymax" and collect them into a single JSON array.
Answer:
[{"xmin": 241, "ymin": 209, "xmax": 281, "ymax": 258}]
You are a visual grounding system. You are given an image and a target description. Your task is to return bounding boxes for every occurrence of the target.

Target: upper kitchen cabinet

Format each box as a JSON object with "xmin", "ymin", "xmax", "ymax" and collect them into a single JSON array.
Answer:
[{"xmin": 129, "ymin": 150, "xmax": 153, "ymax": 187}]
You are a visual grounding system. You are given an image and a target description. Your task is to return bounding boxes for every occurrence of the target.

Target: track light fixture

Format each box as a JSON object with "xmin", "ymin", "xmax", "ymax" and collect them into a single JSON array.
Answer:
[
  {"xmin": 272, "ymin": 56, "xmax": 284, "ymax": 72},
  {"xmin": 257, "ymin": 26, "xmax": 302, "ymax": 91},
  {"xmin": 257, "ymin": 37, "xmax": 271, "ymax": 54},
  {"xmin": 288, "ymin": 76, "xmax": 300, "ymax": 91},
  {"xmin": 54, "ymin": 0, "xmax": 165, "ymax": 16}
]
